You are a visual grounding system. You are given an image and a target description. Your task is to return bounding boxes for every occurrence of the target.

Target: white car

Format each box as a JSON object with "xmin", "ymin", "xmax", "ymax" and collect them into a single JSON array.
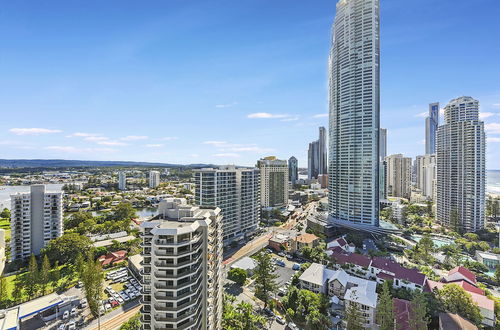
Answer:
[
  {"xmin": 67, "ymin": 321, "xmax": 76, "ymax": 330},
  {"xmin": 129, "ymin": 292, "xmax": 136, "ymax": 299},
  {"xmin": 122, "ymin": 294, "xmax": 130, "ymax": 301},
  {"xmin": 57, "ymin": 324, "xmax": 65, "ymax": 330},
  {"xmin": 105, "ymin": 303, "xmax": 112, "ymax": 311},
  {"xmin": 62, "ymin": 310, "xmax": 69, "ymax": 320},
  {"xmin": 117, "ymin": 297, "xmax": 124, "ymax": 304},
  {"xmin": 70, "ymin": 308, "xmax": 77, "ymax": 317}
]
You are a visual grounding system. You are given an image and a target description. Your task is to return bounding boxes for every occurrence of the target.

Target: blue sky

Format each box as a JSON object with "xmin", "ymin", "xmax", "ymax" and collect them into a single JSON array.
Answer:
[{"xmin": 0, "ymin": 0, "xmax": 499, "ymax": 168}]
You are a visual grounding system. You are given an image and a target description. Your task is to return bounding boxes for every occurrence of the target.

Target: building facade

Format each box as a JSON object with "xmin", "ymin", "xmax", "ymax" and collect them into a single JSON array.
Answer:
[
  {"xmin": 308, "ymin": 127, "xmax": 328, "ymax": 180},
  {"xmin": 149, "ymin": 170, "xmax": 161, "ymax": 189},
  {"xmin": 257, "ymin": 157, "xmax": 289, "ymax": 208},
  {"xmin": 379, "ymin": 128, "xmax": 387, "ymax": 160},
  {"xmin": 328, "ymin": 0, "xmax": 380, "ymax": 228},
  {"xmin": 194, "ymin": 166, "xmax": 260, "ymax": 244},
  {"xmin": 385, "ymin": 154, "xmax": 412, "ymax": 200},
  {"xmin": 118, "ymin": 171, "xmax": 126, "ymax": 190},
  {"xmin": 436, "ymin": 96, "xmax": 486, "ymax": 232},
  {"xmin": 426, "ymin": 102, "xmax": 439, "ymax": 155},
  {"xmin": 10, "ymin": 185, "xmax": 63, "ymax": 260},
  {"xmin": 288, "ymin": 156, "xmax": 299, "ymax": 185},
  {"xmin": 140, "ymin": 198, "xmax": 223, "ymax": 330},
  {"xmin": 415, "ymin": 154, "xmax": 436, "ymax": 200}
]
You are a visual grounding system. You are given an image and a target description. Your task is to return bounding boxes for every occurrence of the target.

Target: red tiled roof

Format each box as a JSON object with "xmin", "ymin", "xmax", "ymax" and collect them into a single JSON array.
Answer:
[
  {"xmin": 371, "ymin": 256, "xmax": 426, "ymax": 286},
  {"xmin": 379, "ymin": 272, "xmax": 394, "ymax": 280},
  {"xmin": 335, "ymin": 237, "xmax": 348, "ymax": 247},
  {"xmin": 327, "ymin": 246, "xmax": 345, "ymax": 254},
  {"xmin": 98, "ymin": 250, "xmax": 127, "ymax": 266},
  {"xmin": 331, "ymin": 251, "xmax": 371, "ymax": 268},
  {"xmin": 448, "ymin": 266, "xmax": 477, "ymax": 285},
  {"xmin": 425, "ymin": 281, "xmax": 493, "ymax": 311},
  {"xmin": 393, "ymin": 298, "xmax": 411, "ymax": 330},
  {"xmin": 444, "ymin": 280, "xmax": 484, "ymax": 295}
]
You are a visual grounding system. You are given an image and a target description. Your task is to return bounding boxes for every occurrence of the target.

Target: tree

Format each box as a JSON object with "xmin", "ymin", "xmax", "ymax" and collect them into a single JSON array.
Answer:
[
  {"xmin": 119, "ymin": 312, "xmax": 141, "ymax": 330},
  {"xmin": 64, "ymin": 211, "xmax": 94, "ymax": 230},
  {"xmin": 345, "ymin": 294, "xmax": 364, "ymax": 330},
  {"xmin": 111, "ymin": 202, "xmax": 137, "ymax": 221},
  {"xmin": 408, "ymin": 292, "xmax": 428, "ymax": 330},
  {"xmin": 0, "ymin": 208, "xmax": 10, "ymax": 219},
  {"xmin": 222, "ymin": 294, "xmax": 265, "ymax": 329},
  {"xmin": 42, "ymin": 233, "xmax": 92, "ymax": 264},
  {"xmin": 12, "ymin": 277, "xmax": 24, "ymax": 304},
  {"xmin": 376, "ymin": 282, "xmax": 394, "ymax": 330},
  {"xmin": 425, "ymin": 201, "xmax": 433, "ymax": 218},
  {"xmin": 81, "ymin": 253, "xmax": 104, "ymax": 318},
  {"xmin": 253, "ymin": 252, "xmax": 279, "ymax": 308},
  {"xmin": 24, "ymin": 254, "xmax": 40, "ymax": 299},
  {"xmin": 450, "ymin": 209, "xmax": 461, "ymax": 234},
  {"xmin": 75, "ymin": 252, "xmax": 85, "ymax": 280},
  {"xmin": 40, "ymin": 254, "xmax": 51, "ymax": 295},
  {"xmin": 51, "ymin": 260, "xmax": 61, "ymax": 284},
  {"xmin": 437, "ymin": 284, "xmax": 482, "ymax": 326},
  {"xmin": 495, "ymin": 265, "xmax": 500, "ymax": 284},
  {"xmin": 228, "ymin": 268, "xmax": 247, "ymax": 286},
  {"xmin": 415, "ymin": 235, "xmax": 435, "ymax": 265}
]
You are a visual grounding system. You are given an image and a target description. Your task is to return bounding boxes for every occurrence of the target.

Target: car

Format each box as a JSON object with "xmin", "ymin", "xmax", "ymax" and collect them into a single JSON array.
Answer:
[
  {"xmin": 57, "ymin": 324, "xmax": 65, "ymax": 330},
  {"xmin": 277, "ymin": 251, "xmax": 286, "ymax": 257},
  {"xmin": 67, "ymin": 321, "xmax": 76, "ymax": 330},
  {"xmin": 111, "ymin": 300, "xmax": 119, "ymax": 307},
  {"xmin": 276, "ymin": 316, "xmax": 286, "ymax": 325},
  {"xmin": 285, "ymin": 281, "xmax": 291, "ymax": 287},
  {"xmin": 117, "ymin": 297, "xmax": 124, "ymax": 304},
  {"xmin": 76, "ymin": 281, "xmax": 83, "ymax": 288},
  {"xmin": 122, "ymin": 294, "xmax": 130, "ymax": 301},
  {"xmin": 286, "ymin": 321, "xmax": 299, "ymax": 329},
  {"xmin": 286, "ymin": 254, "xmax": 293, "ymax": 260},
  {"xmin": 79, "ymin": 298, "xmax": 88, "ymax": 309},
  {"xmin": 70, "ymin": 308, "xmax": 77, "ymax": 317},
  {"xmin": 278, "ymin": 290, "xmax": 285, "ymax": 297},
  {"xmin": 76, "ymin": 318, "xmax": 85, "ymax": 327},
  {"xmin": 62, "ymin": 310, "xmax": 70, "ymax": 320},
  {"xmin": 99, "ymin": 306, "xmax": 105, "ymax": 315},
  {"xmin": 106, "ymin": 286, "xmax": 112, "ymax": 291},
  {"xmin": 275, "ymin": 260, "xmax": 285, "ymax": 267},
  {"xmin": 129, "ymin": 292, "xmax": 136, "ymax": 299},
  {"xmin": 105, "ymin": 303, "xmax": 112, "ymax": 311},
  {"xmin": 292, "ymin": 263, "xmax": 301, "ymax": 271}
]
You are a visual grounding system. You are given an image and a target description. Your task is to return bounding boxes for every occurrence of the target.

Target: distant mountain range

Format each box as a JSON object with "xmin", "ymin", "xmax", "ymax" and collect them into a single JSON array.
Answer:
[{"xmin": 0, "ymin": 159, "xmax": 213, "ymax": 168}]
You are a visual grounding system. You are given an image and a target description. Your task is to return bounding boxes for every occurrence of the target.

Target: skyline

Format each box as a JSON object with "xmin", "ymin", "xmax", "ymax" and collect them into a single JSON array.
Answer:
[{"xmin": 1, "ymin": 0, "xmax": 500, "ymax": 168}]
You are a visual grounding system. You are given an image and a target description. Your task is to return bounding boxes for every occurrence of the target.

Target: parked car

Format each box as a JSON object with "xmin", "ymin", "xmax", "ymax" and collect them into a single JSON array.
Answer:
[
  {"xmin": 105, "ymin": 303, "xmax": 112, "ymax": 311},
  {"xmin": 70, "ymin": 308, "xmax": 77, "ymax": 317},
  {"xmin": 67, "ymin": 321, "xmax": 76, "ymax": 330},
  {"xmin": 286, "ymin": 321, "xmax": 300, "ymax": 329},
  {"xmin": 275, "ymin": 260, "xmax": 285, "ymax": 267},
  {"xmin": 263, "ymin": 308, "xmax": 275, "ymax": 317},
  {"xmin": 292, "ymin": 263, "xmax": 301, "ymax": 271},
  {"xmin": 57, "ymin": 324, "xmax": 65, "ymax": 330},
  {"xmin": 276, "ymin": 316, "xmax": 286, "ymax": 325},
  {"xmin": 62, "ymin": 311, "xmax": 69, "ymax": 320},
  {"xmin": 76, "ymin": 281, "xmax": 83, "ymax": 288},
  {"xmin": 79, "ymin": 299, "xmax": 87, "ymax": 309}
]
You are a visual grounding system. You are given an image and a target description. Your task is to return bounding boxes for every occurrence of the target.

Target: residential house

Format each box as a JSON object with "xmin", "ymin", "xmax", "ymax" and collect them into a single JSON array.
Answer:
[
  {"xmin": 439, "ymin": 312, "xmax": 478, "ymax": 330},
  {"xmin": 475, "ymin": 251, "xmax": 500, "ymax": 271},
  {"xmin": 326, "ymin": 237, "xmax": 355, "ymax": 254},
  {"xmin": 369, "ymin": 256, "xmax": 426, "ymax": 291},
  {"xmin": 268, "ymin": 234, "xmax": 290, "ymax": 252},
  {"xmin": 444, "ymin": 266, "xmax": 477, "ymax": 286},
  {"xmin": 98, "ymin": 250, "xmax": 127, "ymax": 267},
  {"xmin": 290, "ymin": 233, "xmax": 320, "ymax": 253},
  {"xmin": 393, "ymin": 298, "xmax": 412, "ymax": 330}
]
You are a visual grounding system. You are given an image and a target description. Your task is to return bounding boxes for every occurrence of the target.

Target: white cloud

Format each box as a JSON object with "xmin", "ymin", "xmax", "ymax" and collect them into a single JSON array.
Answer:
[
  {"xmin": 145, "ymin": 144, "xmax": 164, "ymax": 148},
  {"xmin": 414, "ymin": 112, "xmax": 427, "ymax": 118},
  {"xmin": 215, "ymin": 102, "xmax": 238, "ymax": 108},
  {"xmin": 488, "ymin": 137, "xmax": 500, "ymax": 143},
  {"xmin": 313, "ymin": 113, "xmax": 328, "ymax": 118},
  {"xmin": 213, "ymin": 153, "xmax": 240, "ymax": 158},
  {"xmin": 480, "ymin": 112, "xmax": 496, "ymax": 119},
  {"xmin": 10, "ymin": 128, "xmax": 62, "ymax": 135},
  {"xmin": 96, "ymin": 141, "xmax": 128, "ymax": 146},
  {"xmin": 486, "ymin": 123, "xmax": 500, "ymax": 134},
  {"xmin": 230, "ymin": 146, "xmax": 274, "ymax": 152},
  {"xmin": 159, "ymin": 137, "xmax": 179, "ymax": 141},
  {"xmin": 120, "ymin": 135, "xmax": 148, "ymax": 141},
  {"xmin": 247, "ymin": 112, "xmax": 291, "ymax": 119},
  {"xmin": 45, "ymin": 146, "xmax": 116, "ymax": 153}
]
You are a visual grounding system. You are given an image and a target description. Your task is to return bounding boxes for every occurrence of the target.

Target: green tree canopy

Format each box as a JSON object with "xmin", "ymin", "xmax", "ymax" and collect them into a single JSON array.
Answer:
[
  {"xmin": 42, "ymin": 233, "xmax": 93, "ymax": 264},
  {"xmin": 437, "ymin": 284, "xmax": 482, "ymax": 326},
  {"xmin": 376, "ymin": 282, "xmax": 394, "ymax": 330},
  {"xmin": 228, "ymin": 268, "xmax": 247, "ymax": 286},
  {"xmin": 0, "ymin": 208, "xmax": 10, "ymax": 219},
  {"xmin": 253, "ymin": 252, "xmax": 279, "ymax": 308},
  {"xmin": 64, "ymin": 211, "xmax": 94, "ymax": 230}
]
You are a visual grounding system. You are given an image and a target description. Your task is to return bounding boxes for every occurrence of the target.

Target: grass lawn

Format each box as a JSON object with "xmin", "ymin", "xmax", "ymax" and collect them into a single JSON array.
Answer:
[{"xmin": 3, "ymin": 264, "xmax": 78, "ymax": 305}]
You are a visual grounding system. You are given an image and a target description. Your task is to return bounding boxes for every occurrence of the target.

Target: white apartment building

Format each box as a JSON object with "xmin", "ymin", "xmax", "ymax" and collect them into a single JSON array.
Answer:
[
  {"xmin": 437, "ymin": 96, "xmax": 486, "ymax": 232},
  {"xmin": 385, "ymin": 154, "xmax": 412, "ymax": 200},
  {"xmin": 118, "ymin": 171, "xmax": 127, "ymax": 190},
  {"xmin": 415, "ymin": 154, "xmax": 436, "ymax": 200},
  {"xmin": 149, "ymin": 171, "xmax": 161, "ymax": 189},
  {"xmin": 257, "ymin": 157, "xmax": 288, "ymax": 208},
  {"xmin": 140, "ymin": 198, "xmax": 223, "ymax": 330},
  {"xmin": 10, "ymin": 185, "xmax": 63, "ymax": 260},
  {"xmin": 0, "ymin": 229, "xmax": 5, "ymax": 274},
  {"xmin": 328, "ymin": 0, "xmax": 380, "ymax": 229},
  {"xmin": 194, "ymin": 166, "xmax": 260, "ymax": 244}
]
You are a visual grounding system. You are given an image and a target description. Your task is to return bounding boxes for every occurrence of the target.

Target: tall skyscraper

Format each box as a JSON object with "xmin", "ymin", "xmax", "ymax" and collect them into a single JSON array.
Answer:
[
  {"xmin": 10, "ymin": 185, "xmax": 63, "ymax": 260},
  {"xmin": 140, "ymin": 198, "xmax": 223, "ymax": 330},
  {"xmin": 149, "ymin": 170, "xmax": 161, "ymax": 189},
  {"xmin": 385, "ymin": 154, "xmax": 412, "ymax": 200},
  {"xmin": 425, "ymin": 102, "xmax": 439, "ymax": 155},
  {"xmin": 288, "ymin": 156, "xmax": 299, "ymax": 185},
  {"xmin": 308, "ymin": 140, "xmax": 319, "ymax": 179},
  {"xmin": 308, "ymin": 127, "xmax": 328, "ymax": 180},
  {"xmin": 379, "ymin": 128, "xmax": 387, "ymax": 160},
  {"xmin": 328, "ymin": 0, "xmax": 380, "ymax": 228},
  {"xmin": 118, "ymin": 171, "xmax": 126, "ymax": 190},
  {"xmin": 436, "ymin": 96, "xmax": 486, "ymax": 232},
  {"xmin": 415, "ymin": 154, "xmax": 436, "ymax": 199},
  {"xmin": 194, "ymin": 166, "xmax": 260, "ymax": 244},
  {"xmin": 257, "ymin": 156, "xmax": 289, "ymax": 208},
  {"xmin": 318, "ymin": 126, "xmax": 328, "ymax": 175}
]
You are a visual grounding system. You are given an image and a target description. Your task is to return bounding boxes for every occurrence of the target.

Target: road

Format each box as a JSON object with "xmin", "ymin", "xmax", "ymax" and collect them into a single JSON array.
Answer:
[{"xmin": 85, "ymin": 301, "xmax": 141, "ymax": 330}]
